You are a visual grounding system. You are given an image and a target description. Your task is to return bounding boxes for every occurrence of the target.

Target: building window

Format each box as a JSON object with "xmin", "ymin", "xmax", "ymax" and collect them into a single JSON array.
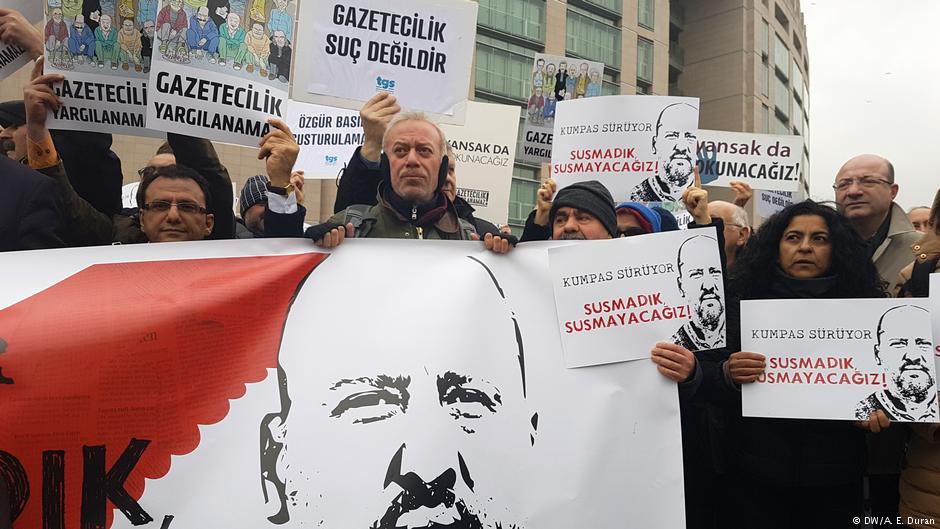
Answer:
[
  {"xmin": 636, "ymin": 81, "xmax": 652, "ymax": 95},
  {"xmin": 760, "ymin": 60, "xmax": 769, "ymax": 97},
  {"xmin": 774, "ymin": 75, "xmax": 789, "ymax": 118},
  {"xmin": 475, "ymin": 36, "xmax": 537, "ymax": 102},
  {"xmin": 578, "ymin": 0, "xmax": 624, "ymax": 16},
  {"xmin": 761, "ymin": 104, "xmax": 770, "ymax": 133},
  {"xmin": 566, "ymin": 6, "xmax": 622, "ymax": 67},
  {"xmin": 774, "ymin": 4, "xmax": 789, "ymax": 31},
  {"xmin": 774, "ymin": 114, "xmax": 789, "ymax": 135},
  {"xmin": 791, "ymin": 58, "xmax": 803, "ymax": 103},
  {"xmin": 773, "ymin": 33, "xmax": 789, "ymax": 79},
  {"xmin": 638, "ymin": 0, "xmax": 654, "ymax": 29},
  {"xmin": 477, "ymin": 0, "xmax": 546, "ymax": 43},
  {"xmin": 792, "ymin": 99, "xmax": 803, "ymax": 135},
  {"xmin": 603, "ymin": 72, "xmax": 621, "ymax": 95},
  {"xmin": 637, "ymin": 37, "xmax": 654, "ymax": 84},
  {"xmin": 759, "ymin": 18, "xmax": 769, "ymax": 57},
  {"xmin": 508, "ymin": 165, "xmax": 541, "ymax": 232}
]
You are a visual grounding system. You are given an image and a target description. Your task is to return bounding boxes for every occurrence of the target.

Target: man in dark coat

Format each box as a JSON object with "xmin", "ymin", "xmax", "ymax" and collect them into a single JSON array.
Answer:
[{"xmin": 0, "ymin": 154, "xmax": 64, "ymax": 252}]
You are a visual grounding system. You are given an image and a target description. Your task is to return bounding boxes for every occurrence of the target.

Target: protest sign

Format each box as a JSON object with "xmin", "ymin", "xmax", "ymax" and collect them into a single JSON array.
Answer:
[
  {"xmin": 742, "ymin": 298, "xmax": 939, "ymax": 423},
  {"xmin": 145, "ymin": 0, "xmax": 293, "ymax": 146},
  {"xmin": 439, "ymin": 101, "xmax": 520, "ymax": 226},
  {"xmin": 548, "ymin": 228, "xmax": 725, "ymax": 367},
  {"xmin": 42, "ymin": 0, "xmax": 155, "ymax": 137},
  {"xmin": 551, "ymin": 96, "xmax": 700, "ymax": 203},
  {"xmin": 517, "ymin": 53, "xmax": 604, "ymax": 165},
  {"xmin": 292, "ymin": 0, "xmax": 477, "ymax": 119},
  {"xmin": 696, "ymin": 130, "xmax": 802, "ymax": 192},
  {"xmin": 932, "ymin": 275, "xmax": 940, "ymax": 375},
  {"xmin": 756, "ymin": 189, "xmax": 796, "ymax": 218},
  {"xmin": 284, "ymin": 100, "xmax": 362, "ymax": 179},
  {"xmin": 0, "ymin": 239, "xmax": 684, "ymax": 529},
  {"xmin": 0, "ymin": 0, "xmax": 41, "ymax": 80}
]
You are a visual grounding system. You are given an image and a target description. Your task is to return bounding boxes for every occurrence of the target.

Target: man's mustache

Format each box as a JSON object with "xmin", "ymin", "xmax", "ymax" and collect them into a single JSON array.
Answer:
[
  {"xmin": 698, "ymin": 285, "xmax": 721, "ymax": 303},
  {"xmin": 900, "ymin": 357, "xmax": 930, "ymax": 374},
  {"xmin": 374, "ymin": 444, "xmax": 480, "ymax": 529}
]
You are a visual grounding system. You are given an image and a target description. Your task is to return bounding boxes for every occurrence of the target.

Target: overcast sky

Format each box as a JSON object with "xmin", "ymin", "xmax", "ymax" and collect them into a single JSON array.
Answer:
[{"xmin": 802, "ymin": 0, "xmax": 939, "ymax": 210}]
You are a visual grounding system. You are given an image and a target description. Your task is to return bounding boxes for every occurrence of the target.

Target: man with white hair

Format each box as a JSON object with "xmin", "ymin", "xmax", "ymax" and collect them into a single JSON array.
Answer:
[{"xmin": 707, "ymin": 200, "xmax": 750, "ymax": 270}]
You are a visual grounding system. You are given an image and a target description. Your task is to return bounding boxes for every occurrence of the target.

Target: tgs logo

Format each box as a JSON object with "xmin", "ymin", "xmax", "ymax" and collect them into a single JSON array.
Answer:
[
  {"xmin": 376, "ymin": 76, "xmax": 396, "ymax": 92},
  {"xmin": 324, "ymin": 155, "xmax": 338, "ymax": 166}
]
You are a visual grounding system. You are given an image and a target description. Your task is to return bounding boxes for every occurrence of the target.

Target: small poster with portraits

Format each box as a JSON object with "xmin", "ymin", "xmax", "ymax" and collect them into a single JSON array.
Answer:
[
  {"xmin": 550, "ymin": 95, "xmax": 700, "ymax": 204},
  {"xmin": 548, "ymin": 227, "xmax": 726, "ymax": 368},
  {"xmin": 741, "ymin": 298, "xmax": 939, "ymax": 423}
]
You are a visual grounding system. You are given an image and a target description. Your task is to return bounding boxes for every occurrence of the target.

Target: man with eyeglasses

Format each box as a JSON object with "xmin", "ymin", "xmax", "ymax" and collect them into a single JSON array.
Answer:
[{"xmin": 833, "ymin": 154, "xmax": 919, "ymax": 293}]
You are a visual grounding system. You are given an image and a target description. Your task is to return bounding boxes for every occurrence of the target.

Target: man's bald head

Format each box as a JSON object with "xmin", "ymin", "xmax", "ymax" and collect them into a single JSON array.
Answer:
[
  {"xmin": 707, "ymin": 200, "xmax": 750, "ymax": 268},
  {"xmin": 837, "ymin": 154, "xmax": 895, "ymax": 184},
  {"xmin": 834, "ymin": 154, "xmax": 898, "ymax": 236}
]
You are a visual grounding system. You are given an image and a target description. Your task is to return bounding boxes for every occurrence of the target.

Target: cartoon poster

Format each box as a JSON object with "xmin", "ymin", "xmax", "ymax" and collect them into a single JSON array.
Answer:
[
  {"xmin": 548, "ymin": 227, "xmax": 726, "ymax": 367},
  {"xmin": 0, "ymin": 239, "xmax": 685, "ymax": 529},
  {"xmin": 696, "ymin": 129, "xmax": 802, "ymax": 192},
  {"xmin": 517, "ymin": 53, "xmax": 604, "ymax": 165},
  {"xmin": 145, "ymin": 0, "xmax": 294, "ymax": 145},
  {"xmin": 550, "ymin": 96, "xmax": 700, "ymax": 203},
  {"xmin": 292, "ymin": 0, "xmax": 478, "ymax": 119},
  {"xmin": 42, "ymin": 0, "xmax": 156, "ymax": 136},
  {"xmin": 0, "ymin": 0, "xmax": 43, "ymax": 80},
  {"xmin": 439, "ymin": 101, "xmax": 520, "ymax": 226},
  {"xmin": 742, "ymin": 298, "xmax": 939, "ymax": 423},
  {"xmin": 284, "ymin": 99, "xmax": 363, "ymax": 179}
]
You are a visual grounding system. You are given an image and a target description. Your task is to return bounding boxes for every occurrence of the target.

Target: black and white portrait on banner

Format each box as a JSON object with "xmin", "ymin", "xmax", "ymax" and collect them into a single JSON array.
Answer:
[
  {"xmin": 630, "ymin": 102, "xmax": 699, "ymax": 203},
  {"xmin": 671, "ymin": 234, "xmax": 726, "ymax": 352}
]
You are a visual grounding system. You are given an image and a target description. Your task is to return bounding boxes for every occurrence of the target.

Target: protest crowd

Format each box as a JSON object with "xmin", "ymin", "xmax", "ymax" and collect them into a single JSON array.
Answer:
[{"xmin": 1, "ymin": 3, "xmax": 939, "ymax": 529}]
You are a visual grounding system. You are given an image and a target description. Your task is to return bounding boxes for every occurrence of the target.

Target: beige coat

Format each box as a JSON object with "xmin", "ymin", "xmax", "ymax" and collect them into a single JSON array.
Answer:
[{"xmin": 876, "ymin": 203, "xmax": 921, "ymax": 293}]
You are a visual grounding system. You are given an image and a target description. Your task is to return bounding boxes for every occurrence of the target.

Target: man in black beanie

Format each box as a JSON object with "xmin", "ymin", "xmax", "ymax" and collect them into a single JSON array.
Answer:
[{"xmin": 549, "ymin": 180, "xmax": 617, "ymax": 240}]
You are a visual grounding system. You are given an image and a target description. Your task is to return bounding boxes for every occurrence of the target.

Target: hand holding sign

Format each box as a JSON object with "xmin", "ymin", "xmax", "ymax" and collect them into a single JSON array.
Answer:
[
  {"xmin": 727, "ymin": 352, "xmax": 766, "ymax": 385},
  {"xmin": 360, "ymin": 92, "xmax": 401, "ymax": 162},
  {"xmin": 730, "ymin": 180, "xmax": 753, "ymax": 208},
  {"xmin": 534, "ymin": 178, "xmax": 556, "ymax": 227},
  {"xmin": 259, "ymin": 119, "xmax": 300, "ymax": 188},
  {"xmin": 650, "ymin": 341, "xmax": 696, "ymax": 382},
  {"xmin": 24, "ymin": 58, "xmax": 64, "ymax": 141},
  {"xmin": 682, "ymin": 168, "xmax": 710, "ymax": 225},
  {"xmin": 855, "ymin": 410, "xmax": 891, "ymax": 433},
  {"xmin": 0, "ymin": 7, "xmax": 43, "ymax": 58}
]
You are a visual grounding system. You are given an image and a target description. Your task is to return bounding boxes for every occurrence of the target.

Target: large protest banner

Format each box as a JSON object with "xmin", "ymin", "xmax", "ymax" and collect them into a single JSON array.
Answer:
[
  {"xmin": 548, "ymin": 228, "xmax": 725, "ymax": 367},
  {"xmin": 931, "ymin": 275, "xmax": 940, "ymax": 375},
  {"xmin": 0, "ymin": 0, "xmax": 42, "ymax": 80},
  {"xmin": 0, "ymin": 239, "xmax": 684, "ymax": 529},
  {"xmin": 696, "ymin": 130, "xmax": 802, "ymax": 192},
  {"xmin": 439, "ymin": 101, "xmax": 520, "ymax": 226},
  {"xmin": 551, "ymin": 96, "xmax": 700, "ymax": 203},
  {"xmin": 145, "ymin": 0, "xmax": 293, "ymax": 146},
  {"xmin": 284, "ymin": 99, "xmax": 362, "ymax": 179},
  {"xmin": 742, "ymin": 298, "xmax": 939, "ymax": 423},
  {"xmin": 293, "ymin": 0, "xmax": 477, "ymax": 119},
  {"xmin": 518, "ymin": 53, "xmax": 604, "ymax": 165},
  {"xmin": 42, "ymin": 0, "xmax": 153, "ymax": 136}
]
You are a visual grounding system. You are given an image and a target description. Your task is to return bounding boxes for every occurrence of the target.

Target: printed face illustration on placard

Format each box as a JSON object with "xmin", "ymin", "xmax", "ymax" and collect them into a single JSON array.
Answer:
[
  {"xmin": 630, "ymin": 103, "xmax": 699, "ymax": 203},
  {"xmin": 260, "ymin": 257, "xmax": 535, "ymax": 528},
  {"xmin": 671, "ymin": 235, "xmax": 725, "ymax": 352}
]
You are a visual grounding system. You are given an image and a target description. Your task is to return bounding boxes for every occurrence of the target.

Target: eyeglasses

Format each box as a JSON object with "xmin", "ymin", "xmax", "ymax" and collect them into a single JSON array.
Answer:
[
  {"xmin": 832, "ymin": 177, "xmax": 892, "ymax": 191},
  {"xmin": 141, "ymin": 200, "xmax": 207, "ymax": 215}
]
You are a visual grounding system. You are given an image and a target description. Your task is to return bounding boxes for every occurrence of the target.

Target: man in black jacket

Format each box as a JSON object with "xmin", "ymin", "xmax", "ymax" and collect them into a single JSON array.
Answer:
[{"xmin": 0, "ymin": 154, "xmax": 64, "ymax": 252}]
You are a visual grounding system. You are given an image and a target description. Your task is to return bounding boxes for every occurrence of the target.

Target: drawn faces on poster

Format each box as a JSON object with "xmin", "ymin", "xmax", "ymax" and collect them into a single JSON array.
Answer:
[
  {"xmin": 630, "ymin": 103, "xmax": 698, "ymax": 203},
  {"xmin": 260, "ymin": 256, "xmax": 536, "ymax": 528},
  {"xmin": 671, "ymin": 234, "xmax": 725, "ymax": 351},
  {"xmin": 855, "ymin": 306, "xmax": 938, "ymax": 422}
]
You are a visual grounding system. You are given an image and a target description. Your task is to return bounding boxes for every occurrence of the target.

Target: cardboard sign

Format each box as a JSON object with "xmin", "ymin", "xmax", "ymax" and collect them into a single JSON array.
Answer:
[
  {"xmin": 293, "ymin": 0, "xmax": 477, "ymax": 118},
  {"xmin": 440, "ymin": 101, "xmax": 520, "ymax": 226},
  {"xmin": 284, "ymin": 99, "xmax": 362, "ymax": 179},
  {"xmin": 517, "ymin": 53, "xmax": 605, "ymax": 165},
  {"xmin": 145, "ymin": 0, "xmax": 293, "ymax": 145},
  {"xmin": 756, "ymin": 189, "xmax": 796, "ymax": 219},
  {"xmin": 696, "ymin": 130, "xmax": 802, "ymax": 192},
  {"xmin": 742, "ymin": 298, "xmax": 939, "ymax": 423},
  {"xmin": 549, "ymin": 227, "xmax": 726, "ymax": 367},
  {"xmin": 931, "ymin": 274, "xmax": 940, "ymax": 376},
  {"xmin": 551, "ymin": 96, "xmax": 700, "ymax": 203},
  {"xmin": 0, "ymin": 239, "xmax": 685, "ymax": 529},
  {"xmin": 43, "ymin": 0, "xmax": 155, "ymax": 137}
]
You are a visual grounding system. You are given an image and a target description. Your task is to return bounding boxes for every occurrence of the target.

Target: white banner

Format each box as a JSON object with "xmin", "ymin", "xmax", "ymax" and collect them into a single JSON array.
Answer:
[
  {"xmin": 43, "ymin": 1, "xmax": 156, "ymax": 137},
  {"xmin": 0, "ymin": 239, "xmax": 684, "ymax": 529},
  {"xmin": 755, "ymin": 189, "xmax": 796, "ymax": 219},
  {"xmin": 440, "ymin": 101, "xmax": 520, "ymax": 226},
  {"xmin": 146, "ymin": 0, "xmax": 292, "ymax": 145},
  {"xmin": 696, "ymin": 130, "xmax": 802, "ymax": 192},
  {"xmin": 285, "ymin": 100, "xmax": 362, "ymax": 179},
  {"xmin": 931, "ymin": 274, "xmax": 940, "ymax": 376},
  {"xmin": 293, "ymin": 0, "xmax": 477, "ymax": 118},
  {"xmin": 551, "ymin": 96, "xmax": 700, "ymax": 203},
  {"xmin": 548, "ymin": 228, "xmax": 726, "ymax": 367},
  {"xmin": 518, "ymin": 54, "xmax": 605, "ymax": 165},
  {"xmin": 742, "ymin": 298, "xmax": 939, "ymax": 423}
]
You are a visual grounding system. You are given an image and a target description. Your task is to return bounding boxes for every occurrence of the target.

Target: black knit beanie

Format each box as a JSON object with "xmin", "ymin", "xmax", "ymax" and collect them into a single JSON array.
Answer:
[{"xmin": 549, "ymin": 180, "xmax": 618, "ymax": 237}]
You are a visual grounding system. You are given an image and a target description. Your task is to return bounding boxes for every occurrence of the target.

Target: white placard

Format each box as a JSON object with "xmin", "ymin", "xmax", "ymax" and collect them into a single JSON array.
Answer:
[
  {"xmin": 146, "ymin": 0, "xmax": 292, "ymax": 145},
  {"xmin": 285, "ymin": 100, "xmax": 362, "ymax": 179},
  {"xmin": 440, "ymin": 101, "xmax": 520, "ymax": 226},
  {"xmin": 742, "ymin": 298, "xmax": 939, "ymax": 423},
  {"xmin": 549, "ymin": 228, "xmax": 726, "ymax": 367},
  {"xmin": 517, "ymin": 53, "xmax": 605, "ymax": 165},
  {"xmin": 696, "ymin": 130, "xmax": 802, "ymax": 192},
  {"xmin": 293, "ymin": 0, "xmax": 477, "ymax": 119},
  {"xmin": 756, "ymin": 189, "xmax": 796, "ymax": 219},
  {"xmin": 0, "ymin": 239, "xmax": 685, "ymax": 529},
  {"xmin": 0, "ymin": 42, "xmax": 30, "ymax": 80},
  {"xmin": 43, "ymin": 0, "xmax": 156, "ymax": 137},
  {"xmin": 551, "ymin": 96, "xmax": 700, "ymax": 203},
  {"xmin": 931, "ymin": 274, "xmax": 940, "ymax": 376}
]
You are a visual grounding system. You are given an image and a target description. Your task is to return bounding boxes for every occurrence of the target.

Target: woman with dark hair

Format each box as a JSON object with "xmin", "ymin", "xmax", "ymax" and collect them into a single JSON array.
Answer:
[
  {"xmin": 719, "ymin": 200, "xmax": 887, "ymax": 529},
  {"xmin": 894, "ymin": 189, "xmax": 940, "ymax": 529}
]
